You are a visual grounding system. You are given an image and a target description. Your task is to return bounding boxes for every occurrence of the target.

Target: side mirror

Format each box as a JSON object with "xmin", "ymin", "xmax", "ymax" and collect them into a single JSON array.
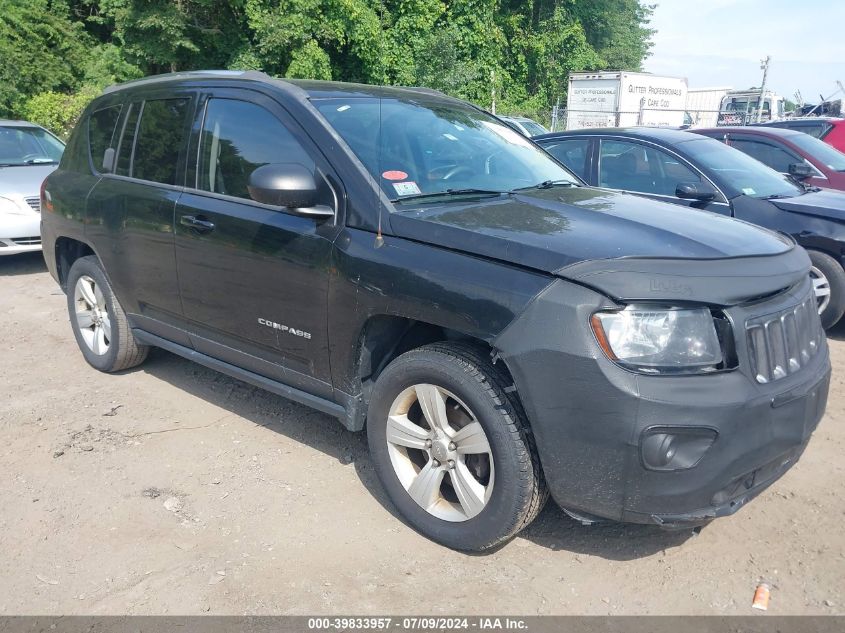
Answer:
[
  {"xmin": 788, "ymin": 162, "xmax": 814, "ymax": 181},
  {"xmin": 101, "ymin": 147, "xmax": 115, "ymax": 173},
  {"xmin": 676, "ymin": 182, "xmax": 716, "ymax": 202},
  {"xmin": 247, "ymin": 163, "xmax": 333, "ymax": 218}
]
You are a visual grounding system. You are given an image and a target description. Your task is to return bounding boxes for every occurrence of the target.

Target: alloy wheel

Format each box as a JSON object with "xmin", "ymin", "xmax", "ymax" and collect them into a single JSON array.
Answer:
[
  {"xmin": 810, "ymin": 265, "xmax": 831, "ymax": 315},
  {"xmin": 73, "ymin": 275, "xmax": 111, "ymax": 355},
  {"xmin": 385, "ymin": 384, "xmax": 494, "ymax": 522}
]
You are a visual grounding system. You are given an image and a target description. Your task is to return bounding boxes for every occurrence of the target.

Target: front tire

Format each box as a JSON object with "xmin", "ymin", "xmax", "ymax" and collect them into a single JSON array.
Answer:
[
  {"xmin": 66, "ymin": 255, "xmax": 149, "ymax": 372},
  {"xmin": 808, "ymin": 250, "xmax": 845, "ymax": 329},
  {"xmin": 367, "ymin": 343, "xmax": 546, "ymax": 551}
]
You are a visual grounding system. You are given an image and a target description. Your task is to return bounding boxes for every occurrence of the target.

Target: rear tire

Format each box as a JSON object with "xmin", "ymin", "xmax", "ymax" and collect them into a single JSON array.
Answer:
[
  {"xmin": 66, "ymin": 255, "xmax": 149, "ymax": 372},
  {"xmin": 808, "ymin": 250, "xmax": 845, "ymax": 329},
  {"xmin": 366, "ymin": 342, "xmax": 547, "ymax": 551}
]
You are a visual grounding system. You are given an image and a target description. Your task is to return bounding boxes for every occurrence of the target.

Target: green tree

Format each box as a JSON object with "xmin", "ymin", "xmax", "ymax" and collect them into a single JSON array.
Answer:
[
  {"xmin": 21, "ymin": 87, "xmax": 100, "ymax": 139},
  {"xmin": 2, "ymin": 0, "xmax": 656, "ymax": 125},
  {"xmin": 0, "ymin": 0, "xmax": 89, "ymax": 116},
  {"xmin": 567, "ymin": 0, "xmax": 655, "ymax": 70}
]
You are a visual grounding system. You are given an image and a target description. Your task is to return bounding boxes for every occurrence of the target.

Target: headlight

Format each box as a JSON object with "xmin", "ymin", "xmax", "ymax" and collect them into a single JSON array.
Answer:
[
  {"xmin": 0, "ymin": 197, "xmax": 26, "ymax": 215},
  {"xmin": 591, "ymin": 306, "xmax": 723, "ymax": 374}
]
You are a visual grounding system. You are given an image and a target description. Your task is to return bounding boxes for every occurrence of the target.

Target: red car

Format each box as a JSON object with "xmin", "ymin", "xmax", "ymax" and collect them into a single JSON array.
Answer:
[
  {"xmin": 695, "ymin": 126, "xmax": 845, "ymax": 191},
  {"xmin": 759, "ymin": 117, "xmax": 845, "ymax": 153}
]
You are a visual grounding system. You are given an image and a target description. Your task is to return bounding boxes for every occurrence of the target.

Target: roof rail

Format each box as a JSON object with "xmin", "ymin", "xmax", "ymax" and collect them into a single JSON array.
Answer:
[
  {"xmin": 101, "ymin": 70, "xmax": 273, "ymax": 94},
  {"xmin": 403, "ymin": 86, "xmax": 450, "ymax": 98}
]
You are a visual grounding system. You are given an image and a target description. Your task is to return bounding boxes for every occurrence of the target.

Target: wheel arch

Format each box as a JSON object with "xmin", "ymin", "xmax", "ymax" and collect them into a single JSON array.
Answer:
[
  {"xmin": 54, "ymin": 236, "xmax": 97, "ymax": 291},
  {"xmin": 347, "ymin": 314, "xmax": 520, "ymax": 430}
]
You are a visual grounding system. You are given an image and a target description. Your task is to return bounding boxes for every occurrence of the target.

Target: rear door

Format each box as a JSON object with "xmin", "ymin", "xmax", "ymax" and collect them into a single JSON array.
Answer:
[
  {"xmin": 174, "ymin": 88, "xmax": 341, "ymax": 398},
  {"xmin": 85, "ymin": 89, "xmax": 196, "ymax": 345},
  {"xmin": 596, "ymin": 138, "xmax": 732, "ymax": 215}
]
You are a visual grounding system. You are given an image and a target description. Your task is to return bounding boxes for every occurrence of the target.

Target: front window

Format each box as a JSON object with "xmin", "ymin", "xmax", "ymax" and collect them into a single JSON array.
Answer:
[
  {"xmin": 598, "ymin": 139, "xmax": 702, "ymax": 196},
  {"xmin": 197, "ymin": 98, "xmax": 314, "ymax": 199},
  {"xmin": 313, "ymin": 97, "xmax": 577, "ymax": 202},
  {"xmin": 788, "ymin": 133, "xmax": 845, "ymax": 172},
  {"xmin": 681, "ymin": 137, "xmax": 803, "ymax": 199},
  {"xmin": 0, "ymin": 126, "xmax": 64, "ymax": 166},
  {"xmin": 729, "ymin": 138, "xmax": 798, "ymax": 173}
]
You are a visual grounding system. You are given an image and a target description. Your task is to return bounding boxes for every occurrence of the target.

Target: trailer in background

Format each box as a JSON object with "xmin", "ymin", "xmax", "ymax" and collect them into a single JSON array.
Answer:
[
  {"xmin": 685, "ymin": 87, "xmax": 731, "ymax": 127},
  {"xmin": 565, "ymin": 71, "xmax": 688, "ymax": 130}
]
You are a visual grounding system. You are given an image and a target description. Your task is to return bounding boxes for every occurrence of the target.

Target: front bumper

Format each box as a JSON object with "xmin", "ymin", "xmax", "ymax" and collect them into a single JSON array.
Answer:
[
  {"xmin": 495, "ymin": 277, "xmax": 831, "ymax": 526},
  {"xmin": 0, "ymin": 214, "xmax": 41, "ymax": 255}
]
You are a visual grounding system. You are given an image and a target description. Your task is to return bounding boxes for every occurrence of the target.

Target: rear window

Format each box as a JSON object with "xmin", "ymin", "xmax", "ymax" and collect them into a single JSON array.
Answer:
[{"xmin": 87, "ymin": 105, "xmax": 122, "ymax": 172}]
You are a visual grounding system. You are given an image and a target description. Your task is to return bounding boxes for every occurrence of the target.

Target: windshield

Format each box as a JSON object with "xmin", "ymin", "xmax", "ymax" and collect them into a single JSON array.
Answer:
[
  {"xmin": 520, "ymin": 120, "xmax": 548, "ymax": 137},
  {"xmin": 314, "ymin": 97, "xmax": 577, "ymax": 202},
  {"xmin": 682, "ymin": 137, "xmax": 803, "ymax": 199},
  {"xmin": 789, "ymin": 133, "xmax": 845, "ymax": 171},
  {"xmin": 0, "ymin": 126, "xmax": 64, "ymax": 166}
]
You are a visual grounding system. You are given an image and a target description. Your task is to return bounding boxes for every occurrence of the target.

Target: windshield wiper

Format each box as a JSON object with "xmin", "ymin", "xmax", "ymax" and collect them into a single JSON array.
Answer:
[
  {"xmin": 762, "ymin": 193, "xmax": 794, "ymax": 200},
  {"xmin": 390, "ymin": 188, "xmax": 509, "ymax": 203},
  {"xmin": 511, "ymin": 179, "xmax": 578, "ymax": 192},
  {"xmin": 24, "ymin": 158, "xmax": 57, "ymax": 165}
]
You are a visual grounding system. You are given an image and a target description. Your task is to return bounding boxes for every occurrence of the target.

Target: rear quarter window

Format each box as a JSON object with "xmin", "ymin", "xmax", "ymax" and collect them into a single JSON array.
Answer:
[{"xmin": 87, "ymin": 105, "xmax": 122, "ymax": 173}]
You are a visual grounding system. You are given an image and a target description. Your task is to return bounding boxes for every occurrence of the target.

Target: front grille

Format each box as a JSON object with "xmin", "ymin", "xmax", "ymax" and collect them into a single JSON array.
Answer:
[
  {"xmin": 24, "ymin": 197, "xmax": 40, "ymax": 213},
  {"xmin": 11, "ymin": 236, "xmax": 41, "ymax": 246},
  {"xmin": 746, "ymin": 293, "xmax": 823, "ymax": 383}
]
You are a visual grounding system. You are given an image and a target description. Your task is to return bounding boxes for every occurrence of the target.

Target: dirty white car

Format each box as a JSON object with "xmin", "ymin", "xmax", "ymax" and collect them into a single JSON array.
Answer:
[{"xmin": 0, "ymin": 120, "xmax": 65, "ymax": 255}]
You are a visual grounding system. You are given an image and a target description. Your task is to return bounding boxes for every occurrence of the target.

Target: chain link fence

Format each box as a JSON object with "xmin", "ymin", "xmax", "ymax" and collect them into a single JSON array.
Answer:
[{"xmin": 544, "ymin": 107, "xmax": 766, "ymax": 132}]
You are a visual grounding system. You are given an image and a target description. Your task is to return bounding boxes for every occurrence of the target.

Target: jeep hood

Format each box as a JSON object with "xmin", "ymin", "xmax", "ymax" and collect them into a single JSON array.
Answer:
[{"xmin": 389, "ymin": 187, "xmax": 808, "ymax": 305}]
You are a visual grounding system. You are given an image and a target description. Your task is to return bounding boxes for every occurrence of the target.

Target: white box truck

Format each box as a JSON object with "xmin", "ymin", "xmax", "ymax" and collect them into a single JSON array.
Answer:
[{"xmin": 566, "ymin": 71, "xmax": 688, "ymax": 130}]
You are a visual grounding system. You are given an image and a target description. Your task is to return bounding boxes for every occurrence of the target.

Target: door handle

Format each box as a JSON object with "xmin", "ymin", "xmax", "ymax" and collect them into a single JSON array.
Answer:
[{"xmin": 180, "ymin": 214, "xmax": 215, "ymax": 233}]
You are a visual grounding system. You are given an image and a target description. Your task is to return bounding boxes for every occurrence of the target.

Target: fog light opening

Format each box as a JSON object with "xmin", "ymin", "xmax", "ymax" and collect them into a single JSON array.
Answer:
[{"xmin": 640, "ymin": 427, "xmax": 718, "ymax": 471}]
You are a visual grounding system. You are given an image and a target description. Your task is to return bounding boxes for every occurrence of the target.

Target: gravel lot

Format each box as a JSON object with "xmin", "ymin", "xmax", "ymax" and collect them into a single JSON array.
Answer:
[{"xmin": 1, "ymin": 251, "xmax": 843, "ymax": 615}]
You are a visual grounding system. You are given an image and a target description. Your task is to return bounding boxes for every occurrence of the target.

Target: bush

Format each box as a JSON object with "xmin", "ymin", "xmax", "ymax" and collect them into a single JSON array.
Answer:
[{"xmin": 21, "ymin": 87, "xmax": 99, "ymax": 140}]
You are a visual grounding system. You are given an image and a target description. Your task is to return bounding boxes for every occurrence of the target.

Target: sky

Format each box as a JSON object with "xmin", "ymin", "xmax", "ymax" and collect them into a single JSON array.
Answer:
[{"xmin": 644, "ymin": 0, "xmax": 845, "ymax": 105}]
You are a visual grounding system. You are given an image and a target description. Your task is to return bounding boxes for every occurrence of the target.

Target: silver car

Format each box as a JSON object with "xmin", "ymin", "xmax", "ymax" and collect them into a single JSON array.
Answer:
[
  {"xmin": 0, "ymin": 120, "xmax": 65, "ymax": 255},
  {"xmin": 498, "ymin": 115, "xmax": 549, "ymax": 138}
]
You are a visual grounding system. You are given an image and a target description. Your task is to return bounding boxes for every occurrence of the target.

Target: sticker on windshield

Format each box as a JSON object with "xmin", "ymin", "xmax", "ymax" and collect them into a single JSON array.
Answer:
[
  {"xmin": 392, "ymin": 181, "xmax": 422, "ymax": 196},
  {"xmin": 742, "ymin": 187, "xmax": 756, "ymax": 195},
  {"xmin": 382, "ymin": 170, "xmax": 408, "ymax": 181}
]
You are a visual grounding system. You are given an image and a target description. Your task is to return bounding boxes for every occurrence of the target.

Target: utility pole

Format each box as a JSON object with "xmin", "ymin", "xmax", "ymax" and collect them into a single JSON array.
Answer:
[
  {"xmin": 491, "ymin": 70, "xmax": 496, "ymax": 115},
  {"xmin": 756, "ymin": 55, "xmax": 770, "ymax": 123}
]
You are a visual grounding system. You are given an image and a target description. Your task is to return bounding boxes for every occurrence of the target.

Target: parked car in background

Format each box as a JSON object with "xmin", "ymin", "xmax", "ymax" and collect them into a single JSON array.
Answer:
[
  {"xmin": 757, "ymin": 117, "xmax": 845, "ymax": 153},
  {"xmin": 536, "ymin": 127, "xmax": 845, "ymax": 328},
  {"xmin": 498, "ymin": 115, "xmax": 548, "ymax": 137},
  {"xmin": 0, "ymin": 120, "xmax": 65, "ymax": 255},
  {"xmin": 694, "ymin": 126, "xmax": 845, "ymax": 192},
  {"xmin": 41, "ymin": 71, "xmax": 830, "ymax": 550}
]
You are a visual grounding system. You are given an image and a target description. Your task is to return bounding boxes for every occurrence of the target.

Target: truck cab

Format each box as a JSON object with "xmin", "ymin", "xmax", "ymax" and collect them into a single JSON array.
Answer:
[{"xmin": 718, "ymin": 90, "xmax": 785, "ymax": 125}]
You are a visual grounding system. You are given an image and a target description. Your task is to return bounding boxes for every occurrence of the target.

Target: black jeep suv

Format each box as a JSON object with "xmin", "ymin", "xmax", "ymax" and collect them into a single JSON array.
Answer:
[{"xmin": 41, "ymin": 71, "xmax": 830, "ymax": 551}]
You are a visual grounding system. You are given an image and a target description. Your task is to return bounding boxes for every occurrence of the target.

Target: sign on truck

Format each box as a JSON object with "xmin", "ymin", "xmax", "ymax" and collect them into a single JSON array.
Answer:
[{"xmin": 566, "ymin": 72, "xmax": 688, "ymax": 130}]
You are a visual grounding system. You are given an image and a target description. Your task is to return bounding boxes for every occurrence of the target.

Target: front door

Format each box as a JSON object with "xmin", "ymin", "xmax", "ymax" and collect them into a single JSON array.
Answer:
[
  {"xmin": 596, "ymin": 138, "xmax": 732, "ymax": 216},
  {"xmin": 174, "ymin": 90, "xmax": 340, "ymax": 398}
]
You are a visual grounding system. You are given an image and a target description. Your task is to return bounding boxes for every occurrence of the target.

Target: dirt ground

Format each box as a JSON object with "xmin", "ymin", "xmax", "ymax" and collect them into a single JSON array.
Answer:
[{"xmin": 1, "ymin": 251, "xmax": 843, "ymax": 616}]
